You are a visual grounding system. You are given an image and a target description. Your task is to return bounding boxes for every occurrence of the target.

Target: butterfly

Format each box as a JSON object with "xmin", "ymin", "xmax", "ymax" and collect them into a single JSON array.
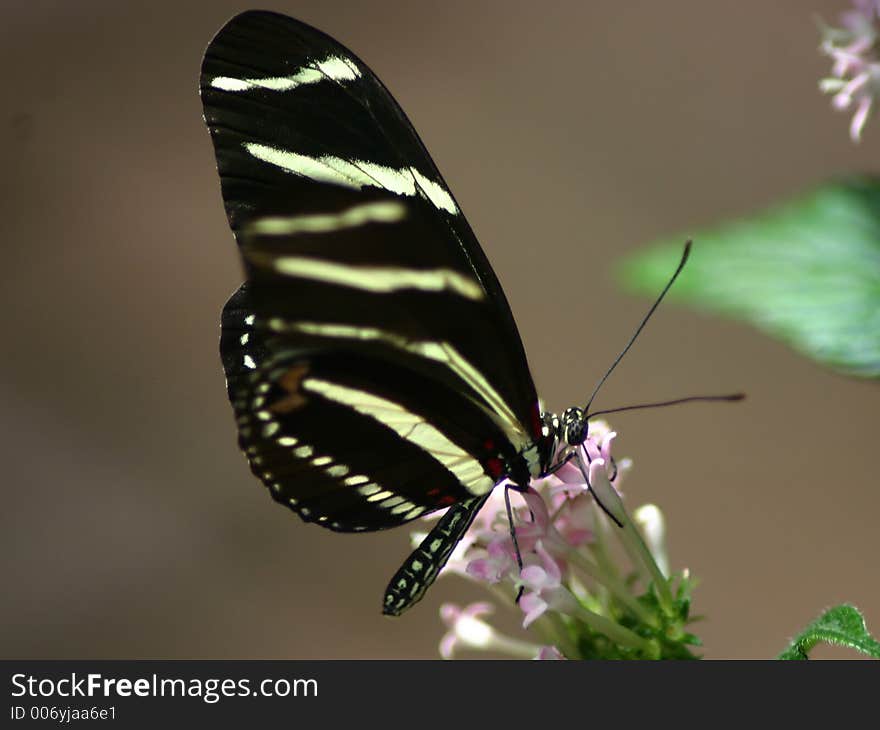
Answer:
[{"xmin": 200, "ymin": 10, "xmax": 695, "ymax": 617}]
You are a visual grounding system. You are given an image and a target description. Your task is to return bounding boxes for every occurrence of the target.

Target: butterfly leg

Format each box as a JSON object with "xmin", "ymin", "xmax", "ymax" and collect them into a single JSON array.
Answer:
[
  {"xmin": 503, "ymin": 483, "xmax": 527, "ymax": 604},
  {"xmin": 576, "ymin": 449, "xmax": 624, "ymax": 528},
  {"xmin": 546, "ymin": 449, "xmax": 576, "ymax": 475}
]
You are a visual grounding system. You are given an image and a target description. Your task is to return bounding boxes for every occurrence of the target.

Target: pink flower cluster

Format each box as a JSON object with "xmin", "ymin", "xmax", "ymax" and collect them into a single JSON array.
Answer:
[
  {"xmin": 426, "ymin": 421, "xmax": 668, "ymax": 660},
  {"xmin": 820, "ymin": 0, "xmax": 880, "ymax": 141}
]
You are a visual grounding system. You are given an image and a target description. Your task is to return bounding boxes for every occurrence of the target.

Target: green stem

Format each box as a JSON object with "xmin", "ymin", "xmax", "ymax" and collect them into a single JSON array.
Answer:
[
  {"xmin": 488, "ymin": 633, "xmax": 545, "ymax": 659},
  {"xmin": 486, "ymin": 583, "xmax": 578, "ymax": 657},
  {"xmin": 539, "ymin": 611, "xmax": 579, "ymax": 658},
  {"xmin": 567, "ymin": 550, "xmax": 656, "ymax": 626},
  {"xmin": 571, "ymin": 603, "xmax": 654, "ymax": 653},
  {"xmin": 588, "ymin": 505, "xmax": 618, "ymax": 615},
  {"xmin": 618, "ymin": 512, "xmax": 674, "ymax": 614},
  {"xmin": 588, "ymin": 502, "xmax": 619, "ymax": 579},
  {"xmin": 589, "ymin": 473, "xmax": 674, "ymax": 615}
]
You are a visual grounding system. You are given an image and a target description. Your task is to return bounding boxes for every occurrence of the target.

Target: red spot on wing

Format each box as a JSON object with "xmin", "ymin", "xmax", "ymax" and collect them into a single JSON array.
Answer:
[
  {"xmin": 427, "ymin": 488, "xmax": 455, "ymax": 507},
  {"xmin": 486, "ymin": 457, "xmax": 504, "ymax": 479}
]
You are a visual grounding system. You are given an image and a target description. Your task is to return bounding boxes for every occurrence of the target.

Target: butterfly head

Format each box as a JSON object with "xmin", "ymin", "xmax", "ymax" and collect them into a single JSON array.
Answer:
[{"xmin": 560, "ymin": 406, "xmax": 587, "ymax": 446}]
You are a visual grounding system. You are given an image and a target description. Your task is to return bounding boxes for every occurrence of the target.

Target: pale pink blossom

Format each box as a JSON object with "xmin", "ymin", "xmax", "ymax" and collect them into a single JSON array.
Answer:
[
  {"xmin": 439, "ymin": 602, "xmax": 495, "ymax": 659},
  {"xmin": 820, "ymin": 0, "xmax": 880, "ymax": 141},
  {"xmin": 421, "ymin": 417, "xmax": 678, "ymax": 659},
  {"xmin": 466, "ymin": 535, "xmax": 517, "ymax": 583},
  {"xmin": 535, "ymin": 646, "xmax": 567, "ymax": 660},
  {"xmin": 518, "ymin": 542, "xmax": 580, "ymax": 628},
  {"xmin": 439, "ymin": 602, "xmax": 542, "ymax": 659}
]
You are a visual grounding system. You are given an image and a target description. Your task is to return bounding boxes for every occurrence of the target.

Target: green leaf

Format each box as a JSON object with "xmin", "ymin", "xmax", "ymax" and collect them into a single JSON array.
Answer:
[
  {"xmin": 778, "ymin": 604, "xmax": 880, "ymax": 659},
  {"xmin": 619, "ymin": 177, "xmax": 880, "ymax": 377}
]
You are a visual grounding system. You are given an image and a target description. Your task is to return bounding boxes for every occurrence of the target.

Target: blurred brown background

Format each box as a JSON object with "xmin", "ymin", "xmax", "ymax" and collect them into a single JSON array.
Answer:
[{"xmin": 2, "ymin": 0, "xmax": 877, "ymax": 660}]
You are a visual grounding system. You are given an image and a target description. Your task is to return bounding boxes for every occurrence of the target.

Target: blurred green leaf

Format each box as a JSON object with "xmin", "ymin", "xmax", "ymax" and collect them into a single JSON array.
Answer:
[
  {"xmin": 778, "ymin": 604, "xmax": 880, "ymax": 660},
  {"xmin": 619, "ymin": 178, "xmax": 880, "ymax": 377}
]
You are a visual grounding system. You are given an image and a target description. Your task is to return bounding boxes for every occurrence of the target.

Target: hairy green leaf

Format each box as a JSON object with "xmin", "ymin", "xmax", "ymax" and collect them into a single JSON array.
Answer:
[{"xmin": 778, "ymin": 604, "xmax": 880, "ymax": 659}]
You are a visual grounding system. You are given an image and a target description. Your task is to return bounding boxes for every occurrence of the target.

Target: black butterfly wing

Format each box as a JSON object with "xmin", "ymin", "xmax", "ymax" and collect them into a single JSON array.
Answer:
[
  {"xmin": 220, "ymin": 190, "xmax": 543, "ymax": 527},
  {"xmin": 221, "ymin": 279, "xmax": 518, "ymax": 533},
  {"xmin": 226, "ymin": 281, "xmax": 498, "ymax": 610},
  {"xmin": 201, "ymin": 12, "xmax": 547, "ymax": 611},
  {"xmin": 200, "ymin": 10, "xmax": 539, "ymax": 425}
]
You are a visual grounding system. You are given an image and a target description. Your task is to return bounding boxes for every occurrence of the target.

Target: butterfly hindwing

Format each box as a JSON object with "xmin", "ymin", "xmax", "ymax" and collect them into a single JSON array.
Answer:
[{"xmin": 222, "ymin": 284, "xmax": 525, "ymax": 532}]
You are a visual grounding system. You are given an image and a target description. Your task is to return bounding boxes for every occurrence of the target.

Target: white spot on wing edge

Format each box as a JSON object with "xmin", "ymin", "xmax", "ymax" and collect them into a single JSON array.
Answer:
[
  {"xmin": 315, "ymin": 55, "xmax": 360, "ymax": 81},
  {"xmin": 410, "ymin": 167, "xmax": 457, "ymax": 214},
  {"xmin": 390, "ymin": 500, "xmax": 416, "ymax": 515}
]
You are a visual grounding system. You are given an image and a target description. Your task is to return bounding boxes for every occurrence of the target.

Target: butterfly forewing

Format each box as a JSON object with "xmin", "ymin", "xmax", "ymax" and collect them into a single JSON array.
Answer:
[
  {"xmin": 238, "ymin": 190, "xmax": 537, "ymax": 435},
  {"xmin": 201, "ymin": 10, "xmax": 539, "ymax": 422}
]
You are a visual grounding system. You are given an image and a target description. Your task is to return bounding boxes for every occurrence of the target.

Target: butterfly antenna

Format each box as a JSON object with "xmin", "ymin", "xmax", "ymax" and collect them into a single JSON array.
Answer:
[
  {"xmin": 581, "ymin": 240, "xmax": 691, "ymax": 416},
  {"xmin": 587, "ymin": 392, "xmax": 744, "ymax": 421}
]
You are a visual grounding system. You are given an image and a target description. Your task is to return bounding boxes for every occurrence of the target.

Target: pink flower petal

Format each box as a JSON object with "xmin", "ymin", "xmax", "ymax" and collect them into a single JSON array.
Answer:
[
  {"xmin": 439, "ymin": 633, "xmax": 457, "ymax": 659},
  {"xmin": 851, "ymin": 94, "xmax": 873, "ymax": 141},
  {"xmin": 520, "ymin": 565, "xmax": 548, "ymax": 588},
  {"xmin": 535, "ymin": 646, "xmax": 566, "ymax": 660},
  {"xmin": 535, "ymin": 541, "xmax": 563, "ymax": 583},
  {"xmin": 519, "ymin": 593, "xmax": 548, "ymax": 628}
]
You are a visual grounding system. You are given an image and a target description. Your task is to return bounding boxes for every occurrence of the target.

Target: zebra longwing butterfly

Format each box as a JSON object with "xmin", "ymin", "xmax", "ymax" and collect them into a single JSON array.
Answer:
[{"xmin": 201, "ymin": 10, "xmax": 601, "ymax": 616}]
